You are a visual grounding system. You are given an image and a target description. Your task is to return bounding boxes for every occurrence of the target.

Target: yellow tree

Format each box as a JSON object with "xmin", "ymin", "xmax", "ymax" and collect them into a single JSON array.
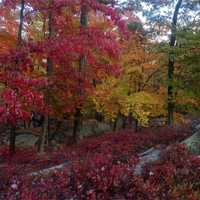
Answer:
[{"xmin": 91, "ymin": 22, "xmax": 165, "ymax": 129}]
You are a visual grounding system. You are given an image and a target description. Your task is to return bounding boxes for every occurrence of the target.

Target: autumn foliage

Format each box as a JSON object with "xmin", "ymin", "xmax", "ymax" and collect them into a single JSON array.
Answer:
[
  {"xmin": 0, "ymin": 0, "xmax": 200, "ymax": 199},
  {"xmin": 0, "ymin": 127, "xmax": 200, "ymax": 199}
]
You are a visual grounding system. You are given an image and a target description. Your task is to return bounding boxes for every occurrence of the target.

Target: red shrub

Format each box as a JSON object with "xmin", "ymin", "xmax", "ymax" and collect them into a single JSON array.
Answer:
[{"xmin": 1, "ymin": 127, "xmax": 200, "ymax": 200}]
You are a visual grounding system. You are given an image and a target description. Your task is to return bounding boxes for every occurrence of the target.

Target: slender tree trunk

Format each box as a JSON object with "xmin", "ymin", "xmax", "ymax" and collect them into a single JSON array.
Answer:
[
  {"xmin": 9, "ymin": 126, "xmax": 16, "ymax": 155},
  {"xmin": 122, "ymin": 115, "xmax": 126, "ymax": 129},
  {"xmin": 167, "ymin": 0, "xmax": 182, "ymax": 126},
  {"xmin": 73, "ymin": 108, "xmax": 81, "ymax": 143},
  {"xmin": 73, "ymin": 5, "xmax": 88, "ymax": 142},
  {"xmin": 38, "ymin": 0, "xmax": 54, "ymax": 153},
  {"xmin": 113, "ymin": 117, "xmax": 118, "ymax": 132},
  {"xmin": 113, "ymin": 112, "xmax": 120, "ymax": 132},
  {"xmin": 95, "ymin": 112, "xmax": 103, "ymax": 122},
  {"xmin": 135, "ymin": 119, "xmax": 138, "ymax": 132},
  {"xmin": 17, "ymin": 0, "xmax": 25, "ymax": 46},
  {"xmin": 38, "ymin": 115, "xmax": 48, "ymax": 152},
  {"xmin": 9, "ymin": 0, "xmax": 25, "ymax": 156}
]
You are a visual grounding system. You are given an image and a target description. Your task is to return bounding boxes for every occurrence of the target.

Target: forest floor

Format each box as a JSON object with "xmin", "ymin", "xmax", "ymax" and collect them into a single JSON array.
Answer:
[{"xmin": 0, "ymin": 127, "xmax": 200, "ymax": 200}]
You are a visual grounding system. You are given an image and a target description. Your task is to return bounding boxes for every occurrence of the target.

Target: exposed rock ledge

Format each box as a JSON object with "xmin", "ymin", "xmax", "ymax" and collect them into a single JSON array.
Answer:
[{"xmin": 29, "ymin": 122, "xmax": 200, "ymax": 177}]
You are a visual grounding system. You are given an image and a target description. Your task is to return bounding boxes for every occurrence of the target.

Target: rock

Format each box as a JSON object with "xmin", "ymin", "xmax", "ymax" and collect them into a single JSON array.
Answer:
[
  {"xmin": 80, "ymin": 121, "xmax": 112, "ymax": 137},
  {"xmin": 48, "ymin": 139, "xmax": 61, "ymax": 151},
  {"xmin": 134, "ymin": 127, "xmax": 200, "ymax": 176},
  {"xmin": 50, "ymin": 132, "xmax": 66, "ymax": 143},
  {"xmin": 182, "ymin": 118, "xmax": 200, "ymax": 155},
  {"xmin": 134, "ymin": 148, "xmax": 162, "ymax": 175},
  {"xmin": 29, "ymin": 161, "xmax": 70, "ymax": 176},
  {"xmin": 149, "ymin": 117, "xmax": 166, "ymax": 127},
  {"xmin": 16, "ymin": 128, "xmax": 41, "ymax": 136},
  {"xmin": 115, "ymin": 116, "xmax": 124, "ymax": 130},
  {"xmin": 15, "ymin": 134, "xmax": 39, "ymax": 147},
  {"xmin": 93, "ymin": 122, "xmax": 111, "ymax": 134},
  {"xmin": 182, "ymin": 131, "xmax": 200, "ymax": 155},
  {"xmin": 0, "ymin": 131, "xmax": 9, "ymax": 145},
  {"xmin": 191, "ymin": 118, "xmax": 200, "ymax": 131},
  {"xmin": 194, "ymin": 123, "xmax": 200, "ymax": 132}
]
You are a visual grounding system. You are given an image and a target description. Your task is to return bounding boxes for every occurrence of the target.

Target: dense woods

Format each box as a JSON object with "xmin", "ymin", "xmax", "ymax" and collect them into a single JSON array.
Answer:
[{"xmin": 0, "ymin": 0, "xmax": 200, "ymax": 199}]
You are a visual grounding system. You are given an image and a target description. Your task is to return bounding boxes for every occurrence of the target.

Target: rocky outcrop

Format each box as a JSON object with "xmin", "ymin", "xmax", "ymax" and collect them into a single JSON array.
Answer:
[
  {"xmin": 29, "ymin": 162, "xmax": 70, "ymax": 177},
  {"xmin": 134, "ymin": 148, "xmax": 162, "ymax": 175},
  {"xmin": 134, "ymin": 118, "xmax": 200, "ymax": 175},
  {"xmin": 15, "ymin": 134, "xmax": 39, "ymax": 147},
  {"xmin": 180, "ymin": 117, "xmax": 200, "ymax": 154}
]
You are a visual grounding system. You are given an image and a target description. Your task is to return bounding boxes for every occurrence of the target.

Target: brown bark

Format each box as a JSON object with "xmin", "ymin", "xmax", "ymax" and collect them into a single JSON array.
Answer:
[
  {"xmin": 9, "ymin": 0, "xmax": 25, "ymax": 156},
  {"xmin": 9, "ymin": 126, "xmax": 16, "ymax": 155},
  {"xmin": 38, "ymin": 0, "xmax": 54, "ymax": 153},
  {"xmin": 167, "ymin": 0, "xmax": 182, "ymax": 126},
  {"xmin": 73, "ymin": 5, "xmax": 88, "ymax": 142}
]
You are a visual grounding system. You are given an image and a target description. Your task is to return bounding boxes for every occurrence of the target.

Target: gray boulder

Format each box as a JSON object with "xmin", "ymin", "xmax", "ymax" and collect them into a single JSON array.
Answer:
[
  {"xmin": 80, "ymin": 121, "xmax": 112, "ymax": 137},
  {"xmin": 149, "ymin": 117, "xmax": 166, "ymax": 127},
  {"xmin": 134, "ymin": 148, "xmax": 162, "ymax": 175},
  {"xmin": 191, "ymin": 118, "xmax": 200, "ymax": 131},
  {"xmin": 182, "ymin": 131, "xmax": 200, "ymax": 155},
  {"xmin": 193, "ymin": 123, "xmax": 200, "ymax": 132},
  {"xmin": 15, "ymin": 134, "xmax": 39, "ymax": 147}
]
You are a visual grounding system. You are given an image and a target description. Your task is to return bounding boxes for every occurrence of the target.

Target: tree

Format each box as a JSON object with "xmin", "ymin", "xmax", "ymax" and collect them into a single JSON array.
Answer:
[
  {"xmin": 167, "ymin": 0, "xmax": 182, "ymax": 126},
  {"xmin": 73, "ymin": 2, "xmax": 88, "ymax": 143},
  {"xmin": 38, "ymin": 0, "xmax": 54, "ymax": 153},
  {"xmin": 0, "ymin": 0, "xmax": 45, "ymax": 155},
  {"xmin": 91, "ymin": 20, "xmax": 165, "ymax": 130},
  {"xmin": 0, "ymin": 0, "xmax": 127, "ymax": 152},
  {"xmin": 123, "ymin": 0, "xmax": 200, "ymax": 126}
]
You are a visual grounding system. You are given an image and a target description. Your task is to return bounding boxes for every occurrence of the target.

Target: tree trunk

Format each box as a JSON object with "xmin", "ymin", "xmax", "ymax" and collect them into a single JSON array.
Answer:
[
  {"xmin": 73, "ymin": 108, "xmax": 81, "ymax": 143},
  {"xmin": 17, "ymin": 0, "xmax": 25, "ymax": 45},
  {"xmin": 38, "ymin": 115, "xmax": 48, "ymax": 153},
  {"xmin": 38, "ymin": 0, "xmax": 54, "ymax": 153},
  {"xmin": 113, "ymin": 112, "xmax": 121, "ymax": 132},
  {"xmin": 135, "ymin": 119, "xmax": 139, "ymax": 132},
  {"xmin": 73, "ymin": 5, "xmax": 88, "ymax": 142},
  {"xmin": 113, "ymin": 117, "xmax": 118, "ymax": 132},
  {"xmin": 9, "ymin": 0, "xmax": 25, "ymax": 156},
  {"xmin": 9, "ymin": 126, "xmax": 16, "ymax": 155},
  {"xmin": 167, "ymin": 0, "xmax": 182, "ymax": 126},
  {"xmin": 95, "ymin": 112, "xmax": 103, "ymax": 122},
  {"xmin": 122, "ymin": 115, "xmax": 126, "ymax": 129}
]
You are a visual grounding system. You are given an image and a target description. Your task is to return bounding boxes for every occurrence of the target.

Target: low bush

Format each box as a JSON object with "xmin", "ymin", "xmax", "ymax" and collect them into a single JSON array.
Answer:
[{"xmin": 1, "ymin": 127, "xmax": 199, "ymax": 200}]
